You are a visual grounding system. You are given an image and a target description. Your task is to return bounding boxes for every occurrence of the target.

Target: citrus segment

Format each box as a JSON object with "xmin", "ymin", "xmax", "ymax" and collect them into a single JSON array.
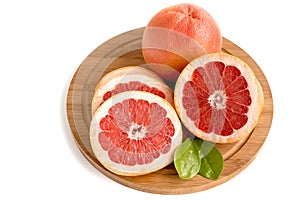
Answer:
[
  {"xmin": 174, "ymin": 53, "xmax": 264, "ymax": 143},
  {"xmin": 102, "ymin": 81, "xmax": 166, "ymax": 102},
  {"xmin": 90, "ymin": 91, "xmax": 182, "ymax": 176}
]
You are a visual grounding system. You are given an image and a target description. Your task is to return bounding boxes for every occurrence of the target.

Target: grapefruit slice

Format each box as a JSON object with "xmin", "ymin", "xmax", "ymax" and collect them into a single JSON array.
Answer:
[
  {"xmin": 90, "ymin": 91, "xmax": 182, "ymax": 176},
  {"xmin": 96, "ymin": 66, "xmax": 163, "ymax": 88},
  {"xmin": 91, "ymin": 66, "xmax": 173, "ymax": 115},
  {"xmin": 174, "ymin": 53, "xmax": 264, "ymax": 143}
]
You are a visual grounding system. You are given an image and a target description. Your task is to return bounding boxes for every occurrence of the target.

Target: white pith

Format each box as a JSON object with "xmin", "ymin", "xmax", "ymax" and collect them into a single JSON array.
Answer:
[
  {"xmin": 128, "ymin": 124, "xmax": 146, "ymax": 140},
  {"xmin": 208, "ymin": 90, "xmax": 227, "ymax": 110}
]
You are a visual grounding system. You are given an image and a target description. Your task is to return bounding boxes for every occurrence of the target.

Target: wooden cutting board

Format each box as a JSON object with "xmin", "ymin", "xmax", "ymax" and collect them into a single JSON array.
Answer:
[{"xmin": 66, "ymin": 27, "xmax": 273, "ymax": 194}]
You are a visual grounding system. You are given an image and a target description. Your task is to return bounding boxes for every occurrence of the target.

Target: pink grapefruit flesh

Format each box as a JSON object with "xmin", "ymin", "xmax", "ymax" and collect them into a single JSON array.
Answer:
[
  {"xmin": 90, "ymin": 91, "xmax": 182, "ymax": 176},
  {"xmin": 174, "ymin": 53, "xmax": 264, "ymax": 143},
  {"xmin": 91, "ymin": 66, "xmax": 173, "ymax": 115}
]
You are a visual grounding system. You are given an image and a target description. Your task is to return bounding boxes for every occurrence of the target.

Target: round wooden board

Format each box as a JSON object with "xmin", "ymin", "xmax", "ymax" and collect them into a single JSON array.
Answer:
[{"xmin": 66, "ymin": 27, "xmax": 273, "ymax": 194}]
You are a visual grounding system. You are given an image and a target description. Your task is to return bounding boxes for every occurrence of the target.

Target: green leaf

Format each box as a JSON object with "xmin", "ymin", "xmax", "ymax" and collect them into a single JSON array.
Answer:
[
  {"xmin": 174, "ymin": 138, "xmax": 201, "ymax": 179},
  {"xmin": 193, "ymin": 139, "xmax": 224, "ymax": 180}
]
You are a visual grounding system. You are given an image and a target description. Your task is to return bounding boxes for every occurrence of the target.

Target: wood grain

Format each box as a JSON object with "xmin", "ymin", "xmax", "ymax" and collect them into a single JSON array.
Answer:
[{"xmin": 66, "ymin": 27, "xmax": 273, "ymax": 194}]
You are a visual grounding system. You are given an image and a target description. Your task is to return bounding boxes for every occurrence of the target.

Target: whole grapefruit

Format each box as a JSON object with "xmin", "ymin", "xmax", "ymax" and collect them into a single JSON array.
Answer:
[{"xmin": 142, "ymin": 3, "xmax": 222, "ymax": 80}]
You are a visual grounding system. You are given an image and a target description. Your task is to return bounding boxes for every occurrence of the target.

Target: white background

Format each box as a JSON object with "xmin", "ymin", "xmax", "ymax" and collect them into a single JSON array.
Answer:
[{"xmin": 1, "ymin": 0, "xmax": 299, "ymax": 199}]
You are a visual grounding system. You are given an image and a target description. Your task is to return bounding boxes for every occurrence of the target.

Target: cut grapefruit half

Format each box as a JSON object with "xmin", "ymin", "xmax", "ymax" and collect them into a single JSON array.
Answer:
[
  {"xmin": 91, "ymin": 66, "xmax": 173, "ymax": 115},
  {"xmin": 174, "ymin": 53, "xmax": 264, "ymax": 143},
  {"xmin": 96, "ymin": 66, "xmax": 163, "ymax": 88},
  {"xmin": 90, "ymin": 91, "xmax": 182, "ymax": 176}
]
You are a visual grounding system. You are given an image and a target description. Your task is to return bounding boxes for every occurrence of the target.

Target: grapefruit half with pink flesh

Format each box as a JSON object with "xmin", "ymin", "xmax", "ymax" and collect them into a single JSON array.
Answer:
[
  {"xmin": 90, "ymin": 91, "xmax": 182, "ymax": 176},
  {"xmin": 174, "ymin": 53, "xmax": 264, "ymax": 143},
  {"xmin": 91, "ymin": 66, "xmax": 173, "ymax": 115},
  {"xmin": 96, "ymin": 66, "xmax": 163, "ymax": 89}
]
